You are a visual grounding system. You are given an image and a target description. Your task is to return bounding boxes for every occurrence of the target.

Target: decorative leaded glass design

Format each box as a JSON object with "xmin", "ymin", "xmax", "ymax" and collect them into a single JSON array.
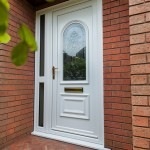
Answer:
[{"xmin": 63, "ymin": 23, "xmax": 86, "ymax": 81}]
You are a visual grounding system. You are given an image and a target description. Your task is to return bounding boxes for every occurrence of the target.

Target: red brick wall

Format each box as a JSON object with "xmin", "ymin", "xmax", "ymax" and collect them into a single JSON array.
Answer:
[
  {"xmin": 103, "ymin": 0, "xmax": 132, "ymax": 149},
  {"xmin": 0, "ymin": 0, "xmax": 35, "ymax": 148},
  {"xmin": 129, "ymin": 0, "xmax": 150, "ymax": 149},
  {"xmin": 0, "ymin": 0, "xmax": 134, "ymax": 149}
]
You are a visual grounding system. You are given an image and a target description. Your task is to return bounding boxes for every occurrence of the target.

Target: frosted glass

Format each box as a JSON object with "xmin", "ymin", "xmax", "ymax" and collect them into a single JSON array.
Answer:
[
  {"xmin": 63, "ymin": 23, "xmax": 86, "ymax": 81},
  {"xmin": 39, "ymin": 83, "xmax": 44, "ymax": 127},
  {"xmin": 40, "ymin": 15, "xmax": 45, "ymax": 76}
]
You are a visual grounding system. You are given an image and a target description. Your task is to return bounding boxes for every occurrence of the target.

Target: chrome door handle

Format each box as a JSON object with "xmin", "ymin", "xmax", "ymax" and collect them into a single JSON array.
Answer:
[{"xmin": 52, "ymin": 66, "xmax": 58, "ymax": 80}]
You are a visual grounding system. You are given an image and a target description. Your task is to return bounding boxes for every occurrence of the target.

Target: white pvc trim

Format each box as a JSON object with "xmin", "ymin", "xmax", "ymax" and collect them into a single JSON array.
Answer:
[{"xmin": 34, "ymin": 0, "xmax": 108, "ymax": 149}]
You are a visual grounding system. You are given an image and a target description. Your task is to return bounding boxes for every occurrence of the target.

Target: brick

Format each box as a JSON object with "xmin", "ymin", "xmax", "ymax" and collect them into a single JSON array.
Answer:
[
  {"xmin": 132, "ymin": 96, "xmax": 148, "ymax": 106},
  {"xmin": 130, "ymin": 34, "xmax": 145, "ymax": 44},
  {"xmin": 133, "ymin": 148, "xmax": 149, "ymax": 150},
  {"xmin": 105, "ymin": 73, "xmax": 120, "ymax": 80},
  {"xmin": 0, "ymin": 118, "xmax": 14, "ymax": 127},
  {"xmin": 7, "ymin": 101, "xmax": 22, "ymax": 107},
  {"xmin": 133, "ymin": 127, "xmax": 150, "ymax": 138},
  {"xmin": 121, "ymin": 85, "xmax": 131, "ymax": 91},
  {"xmin": 104, "ymin": 36, "xmax": 120, "ymax": 43},
  {"xmin": 0, "ymin": 132, "xmax": 6, "ymax": 139},
  {"xmin": 104, "ymin": 48, "xmax": 120, "ymax": 55},
  {"xmin": 111, "ymin": 29, "xmax": 129, "ymax": 36},
  {"xmin": 131, "ymin": 64, "xmax": 150, "ymax": 74},
  {"xmin": 104, "ymin": 31, "xmax": 111, "ymax": 38},
  {"xmin": 111, "ymin": 18, "xmax": 120, "ymax": 25},
  {"xmin": 120, "ymin": 22, "xmax": 129, "ymax": 29},
  {"xmin": 131, "ymin": 43, "xmax": 150, "ymax": 54},
  {"xmin": 130, "ymin": 23, "xmax": 150, "ymax": 34},
  {"xmin": 104, "ymin": 24, "xmax": 120, "ymax": 32},
  {"xmin": 133, "ymin": 106, "xmax": 150, "ymax": 116},
  {"xmin": 103, "ymin": 20, "xmax": 111, "ymax": 26},
  {"xmin": 146, "ymin": 12, "xmax": 150, "ymax": 21},
  {"xmin": 121, "ymin": 60, "xmax": 130, "ymax": 66},
  {"xmin": 120, "ymin": 16, "xmax": 129, "ymax": 23},
  {"xmin": 121, "ymin": 35, "xmax": 129, "ymax": 41},
  {"xmin": 147, "ymin": 75, "xmax": 150, "ymax": 84},
  {"xmin": 104, "ymin": 61, "xmax": 120, "ymax": 67},
  {"xmin": 105, "ymin": 109, "xmax": 122, "ymax": 116},
  {"xmin": 133, "ymin": 137, "xmax": 150, "ymax": 149},
  {"xmin": 121, "ymin": 47, "xmax": 130, "ymax": 54},
  {"xmin": 112, "ymin": 79, "xmax": 130, "ymax": 85},
  {"xmin": 122, "ymin": 110, "xmax": 132, "ymax": 117},
  {"xmin": 113, "ymin": 103, "xmax": 131, "ymax": 110},
  {"xmin": 130, "ymin": 14, "xmax": 145, "ymax": 25},
  {"xmin": 130, "ymin": 3, "xmax": 150, "ymax": 15},
  {"xmin": 103, "ymin": 0, "xmax": 131, "ymax": 149},
  {"xmin": 111, "ymin": 53, "xmax": 130, "ymax": 61},
  {"xmin": 103, "ymin": 9, "xmax": 110, "ymax": 15},
  {"xmin": 0, "ymin": 103, "xmax": 8, "ymax": 109},
  {"xmin": 104, "ymin": 67, "xmax": 112, "ymax": 73},
  {"xmin": 112, "ymin": 66, "xmax": 130, "ymax": 73},
  {"xmin": 120, "ymin": 10, "xmax": 129, "ymax": 18},
  {"xmin": 0, "ymin": 0, "xmax": 35, "ymax": 148},
  {"xmin": 129, "ymin": 0, "xmax": 144, "ymax": 6},
  {"xmin": 133, "ymin": 116, "xmax": 149, "ymax": 127},
  {"xmin": 120, "ymin": 0, "xmax": 129, "ymax": 5},
  {"xmin": 6, "ymin": 128, "xmax": 15, "ymax": 136},
  {"xmin": 0, "ymin": 114, "xmax": 7, "ymax": 121},
  {"xmin": 146, "ymin": 32, "xmax": 150, "ymax": 42},
  {"xmin": 7, "ymin": 111, "xmax": 21, "ymax": 118},
  {"xmin": 105, "ymin": 121, "xmax": 122, "ymax": 129},
  {"xmin": 103, "ymin": 3, "xmax": 111, "ymax": 9},
  {"xmin": 132, "ymin": 85, "xmax": 150, "ymax": 96},
  {"xmin": 131, "ymin": 75, "xmax": 147, "ymax": 84}
]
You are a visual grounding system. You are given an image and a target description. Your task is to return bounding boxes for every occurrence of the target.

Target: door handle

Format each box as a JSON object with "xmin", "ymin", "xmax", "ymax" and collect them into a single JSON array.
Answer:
[{"xmin": 52, "ymin": 66, "xmax": 58, "ymax": 80}]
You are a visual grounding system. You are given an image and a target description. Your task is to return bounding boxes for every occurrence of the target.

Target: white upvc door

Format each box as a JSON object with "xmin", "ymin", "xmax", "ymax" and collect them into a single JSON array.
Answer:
[
  {"xmin": 34, "ymin": 0, "xmax": 106, "ymax": 149},
  {"xmin": 52, "ymin": 0, "xmax": 100, "ymax": 142}
]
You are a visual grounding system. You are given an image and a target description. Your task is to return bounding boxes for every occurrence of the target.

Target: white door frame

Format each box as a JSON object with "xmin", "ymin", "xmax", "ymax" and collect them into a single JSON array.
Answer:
[{"xmin": 33, "ymin": 0, "xmax": 109, "ymax": 150}]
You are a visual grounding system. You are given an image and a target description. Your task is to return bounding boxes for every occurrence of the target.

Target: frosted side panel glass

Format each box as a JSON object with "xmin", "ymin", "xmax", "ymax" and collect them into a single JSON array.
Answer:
[
  {"xmin": 39, "ymin": 83, "xmax": 44, "ymax": 127},
  {"xmin": 40, "ymin": 15, "xmax": 45, "ymax": 76},
  {"xmin": 63, "ymin": 23, "xmax": 86, "ymax": 81}
]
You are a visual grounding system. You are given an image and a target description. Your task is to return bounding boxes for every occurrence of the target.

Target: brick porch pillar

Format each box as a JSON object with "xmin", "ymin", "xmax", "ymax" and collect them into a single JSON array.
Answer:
[{"xmin": 129, "ymin": 0, "xmax": 150, "ymax": 149}]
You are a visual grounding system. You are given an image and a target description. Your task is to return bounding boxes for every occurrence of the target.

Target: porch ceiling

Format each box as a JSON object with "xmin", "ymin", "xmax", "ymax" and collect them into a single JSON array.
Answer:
[
  {"xmin": 27, "ymin": 0, "xmax": 67, "ymax": 6},
  {"xmin": 27, "ymin": 0, "xmax": 47, "ymax": 6}
]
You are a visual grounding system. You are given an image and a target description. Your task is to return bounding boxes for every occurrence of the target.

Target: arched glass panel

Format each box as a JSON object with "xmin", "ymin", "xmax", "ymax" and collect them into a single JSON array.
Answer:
[{"xmin": 63, "ymin": 23, "xmax": 86, "ymax": 81}]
